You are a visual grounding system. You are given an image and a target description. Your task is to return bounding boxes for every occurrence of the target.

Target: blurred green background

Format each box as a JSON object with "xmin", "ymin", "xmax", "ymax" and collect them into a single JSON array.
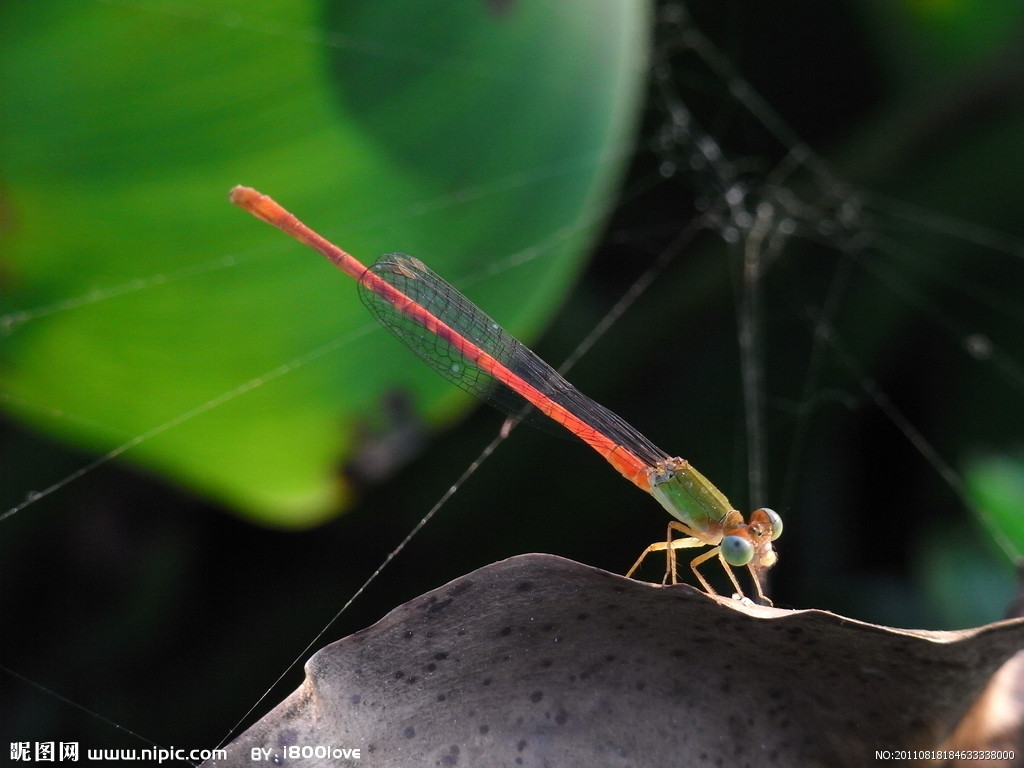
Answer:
[{"xmin": 2, "ymin": 0, "xmax": 1024, "ymax": 756}]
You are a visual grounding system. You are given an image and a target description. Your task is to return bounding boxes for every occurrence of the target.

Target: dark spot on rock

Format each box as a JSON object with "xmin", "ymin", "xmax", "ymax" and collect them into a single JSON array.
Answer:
[
  {"xmin": 482, "ymin": 677, "xmax": 492, "ymax": 686},
  {"xmin": 555, "ymin": 709, "xmax": 568, "ymax": 725},
  {"xmin": 350, "ymin": 694, "xmax": 361, "ymax": 705},
  {"xmin": 449, "ymin": 580, "xmax": 474, "ymax": 596},
  {"xmin": 426, "ymin": 663, "xmax": 437, "ymax": 672},
  {"xmin": 403, "ymin": 726, "xmax": 416, "ymax": 739},
  {"xmin": 277, "ymin": 728, "xmax": 298, "ymax": 747},
  {"xmin": 435, "ymin": 651, "xmax": 450, "ymax": 660},
  {"xmin": 479, "ymin": 724, "xmax": 489, "ymax": 735},
  {"xmin": 517, "ymin": 739, "xmax": 527, "ymax": 752},
  {"xmin": 515, "ymin": 580, "xmax": 533, "ymax": 592},
  {"xmin": 500, "ymin": 626, "xmax": 513, "ymax": 636},
  {"xmin": 439, "ymin": 744, "xmax": 460, "ymax": 766},
  {"xmin": 427, "ymin": 597, "xmax": 454, "ymax": 614},
  {"xmin": 529, "ymin": 691, "xmax": 543, "ymax": 703}
]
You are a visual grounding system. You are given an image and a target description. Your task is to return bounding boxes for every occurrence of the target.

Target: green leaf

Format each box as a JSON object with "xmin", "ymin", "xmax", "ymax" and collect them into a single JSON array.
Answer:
[
  {"xmin": 965, "ymin": 453, "xmax": 1024, "ymax": 564},
  {"xmin": 0, "ymin": 1, "xmax": 649, "ymax": 525}
]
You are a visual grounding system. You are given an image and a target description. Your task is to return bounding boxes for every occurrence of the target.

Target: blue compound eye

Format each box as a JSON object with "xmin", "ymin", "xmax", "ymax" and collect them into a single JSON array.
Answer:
[
  {"xmin": 761, "ymin": 508, "xmax": 783, "ymax": 541},
  {"xmin": 721, "ymin": 535, "xmax": 754, "ymax": 566}
]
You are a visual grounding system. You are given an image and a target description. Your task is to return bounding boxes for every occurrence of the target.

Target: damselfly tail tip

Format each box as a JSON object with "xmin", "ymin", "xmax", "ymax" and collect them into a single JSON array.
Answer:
[
  {"xmin": 229, "ymin": 185, "xmax": 260, "ymax": 208},
  {"xmin": 229, "ymin": 185, "xmax": 288, "ymax": 228}
]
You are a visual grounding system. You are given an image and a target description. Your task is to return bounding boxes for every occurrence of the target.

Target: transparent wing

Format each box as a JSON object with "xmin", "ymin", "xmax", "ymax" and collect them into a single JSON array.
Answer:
[{"xmin": 358, "ymin": 254, "xmax": 670, "ymax": 467}]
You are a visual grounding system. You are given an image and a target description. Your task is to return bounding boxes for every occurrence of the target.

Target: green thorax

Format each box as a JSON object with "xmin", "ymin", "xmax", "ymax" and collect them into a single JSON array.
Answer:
[{"xmin": 647, "ymin": 458, "xmax": 734, "ymax": 537}]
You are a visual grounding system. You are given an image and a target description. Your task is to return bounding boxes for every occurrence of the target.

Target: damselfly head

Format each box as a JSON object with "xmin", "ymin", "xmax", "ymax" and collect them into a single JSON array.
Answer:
[{"xmin": 721, "ymin": 507, "xmax": 782, "ymax": 568}]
